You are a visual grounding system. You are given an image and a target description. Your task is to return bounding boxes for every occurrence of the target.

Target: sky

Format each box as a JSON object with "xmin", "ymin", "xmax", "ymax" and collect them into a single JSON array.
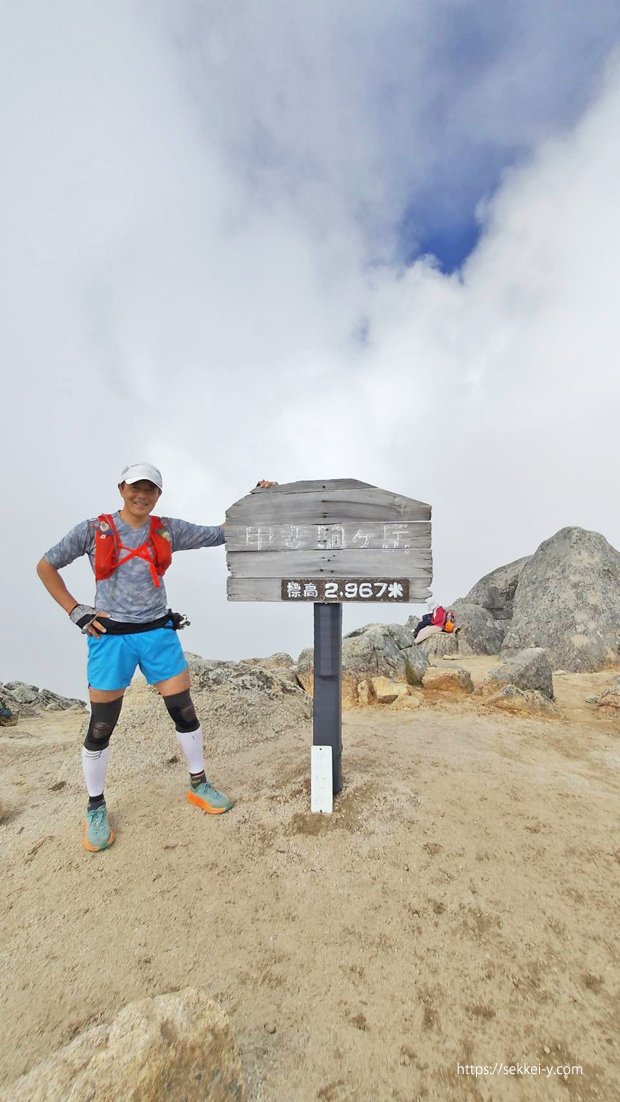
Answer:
[{"xmin": 2, "ymin": 1, "xmax": 620, "ymax": 698}]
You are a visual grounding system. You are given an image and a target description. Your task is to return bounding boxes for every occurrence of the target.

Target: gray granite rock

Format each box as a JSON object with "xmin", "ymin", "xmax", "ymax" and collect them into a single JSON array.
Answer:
[
  {"xmin": 479, "ymin": 648, "xmax": 555, "ymax": 700},
  {"xmin": 297, "ymin": 623, "xmax": 428, "ymax": 707},
  {"xmin": 482, "ymin": 685, "xmax": 559, "ymax": 717},
  {"xmin": 0, "ymin": 682, "xmax": 86, "ymax": 717},
  {"xmin": 462, "ymin": 555, "xmax": 531, "ymax": 625},
  {"xmin": 500, "ymin": 527, "xmax": 620, "ymax": 671},
  {"xmin": 449, "ymin": 601, "xmax": 505, "ymax": 655}
]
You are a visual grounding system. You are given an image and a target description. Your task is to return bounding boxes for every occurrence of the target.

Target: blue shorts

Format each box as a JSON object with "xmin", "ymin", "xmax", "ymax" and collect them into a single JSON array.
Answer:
[{"xmin": 87, "ymin": 627, "xmax": 188, "ymax": 691}]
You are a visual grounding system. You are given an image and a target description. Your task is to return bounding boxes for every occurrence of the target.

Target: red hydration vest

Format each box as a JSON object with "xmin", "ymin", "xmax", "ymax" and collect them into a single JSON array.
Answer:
[{"xmin": 94, "ymin": 514, "xmax": 172, "ymax": 588}]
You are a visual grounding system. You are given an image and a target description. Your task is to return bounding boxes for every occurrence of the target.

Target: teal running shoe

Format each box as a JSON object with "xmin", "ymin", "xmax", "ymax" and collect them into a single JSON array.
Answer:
[
  {"xmin": 187, "ymin": 779, "xmax": 233, "ymax": 815},
  {"xmin": 82, "ymin": 804, "xmax": 115, "ymax": 852}
]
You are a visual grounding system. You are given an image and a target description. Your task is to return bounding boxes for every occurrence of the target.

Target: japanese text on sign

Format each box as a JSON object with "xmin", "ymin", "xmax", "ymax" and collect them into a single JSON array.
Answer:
[
  {"xmin": 246, "ymin": 524, "xmax": 418, "ymax": 551},
  {"xmin": 281, "ymin": 579, "xmax": 410, "ymax": 602}
]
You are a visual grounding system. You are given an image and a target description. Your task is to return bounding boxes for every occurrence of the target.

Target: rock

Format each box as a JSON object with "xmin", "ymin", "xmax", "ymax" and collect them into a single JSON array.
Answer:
[
  {"xmin": 592, "ymin": 676, "xmax": 620, "ymax": 709},
  {"xmin": 482, "ymin": 686, "xmax": 559, "ymax": 717},
  {"xmin": 448, "ymin": 602, "xmax": 505, "ymax": 655},
  {"xmin": 389, "ymin": 694, "xmax": 422, "ymax": 710},
  {"xmin": 413, "ymin": 628, "xmax": 459, "ymax": 657},
  {"xmin": 500, "ymin": 527, "xmax": 620, "ymax": 672},
  {"xmin": 357, "ymin": 680, "xmax": 374, "ymax": 706},
  {"xmin": 421, "ymin": 667, "xmax": 474, "ymax": 694},
  {"xmin": 370, "ymin": 677, "xmax": 410, "ymax": 704},
  {"xmin": 479, "ymin": 648, "xmax": 555, "ymax": 701},
  {"xmin": 0, "ymin": 682, "xmax": 86, "ymax": 716},
  {"xmin": 462, "ymin": 555, "xmax": 531, "ymax": 626},
  {"xmin": 0, "ymin": 988, "xmax": 245, "ymax": 1102},
  {"xmin": 297, "ymin": 624, "xmax": 429, "ymax": 708},
  {"xmin": 186, "ymin": 654, "xmax": 302, "ymax": 697},
  {"xmin": 4, "ymin": 684, "xmax": 38, "ymax": 705},
  {"xmin": 242, "ymin": 652, "xmax": 295, "ymax": 670}
]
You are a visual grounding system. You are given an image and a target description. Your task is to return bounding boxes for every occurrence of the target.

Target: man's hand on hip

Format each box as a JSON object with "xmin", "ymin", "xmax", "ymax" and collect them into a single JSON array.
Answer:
[{"xmin": 69, "ymin": 605, "xmax": 111, "ymax": 636}]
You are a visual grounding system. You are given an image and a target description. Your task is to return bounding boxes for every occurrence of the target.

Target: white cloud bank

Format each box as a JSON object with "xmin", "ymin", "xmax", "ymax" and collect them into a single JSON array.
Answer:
[{"xmin": 1, "ymin": 3, "xmax": 619, "ymax": 696}]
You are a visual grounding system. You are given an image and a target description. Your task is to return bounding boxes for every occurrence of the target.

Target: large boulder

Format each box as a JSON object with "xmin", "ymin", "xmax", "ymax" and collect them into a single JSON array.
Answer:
[
  {"xmin": 297, "ymin": 623, "xmax": 429, "ymax": 708},
  {"xmin": 462, "ymin": 555, "xmax": 531, "ymax": 626},
  {"xmin": 478, "ymin": 648, "xmax": 555, "ymax": 700},
  {"xmin": 0, "ymin": 988, "xmax": 245, "ymax": 1102},
  {"xmin": 413, "ymin": 629, "xmax": 459, "ymax": 657},
  {"xmin": 500, "ymin": 528, "xmax": 620, "ymax": 672},
  {"xmin": 450, "ymin": 601, "xmax": 505, "ymax": 654}
]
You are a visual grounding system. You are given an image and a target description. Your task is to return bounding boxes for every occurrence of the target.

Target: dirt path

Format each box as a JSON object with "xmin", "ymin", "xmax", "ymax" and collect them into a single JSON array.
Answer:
[{"xmin": 1, "ymin": 667, "xmax": 618, "ymax": 1100}]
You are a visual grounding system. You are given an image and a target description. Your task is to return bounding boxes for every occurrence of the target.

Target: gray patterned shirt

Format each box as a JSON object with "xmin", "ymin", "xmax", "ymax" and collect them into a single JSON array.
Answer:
[{"xmin": 43, "ymin": 513, "xmax": 226, "ymax": 623}]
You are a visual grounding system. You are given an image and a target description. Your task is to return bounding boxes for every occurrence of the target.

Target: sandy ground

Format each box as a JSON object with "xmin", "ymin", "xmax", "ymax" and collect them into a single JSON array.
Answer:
[{"xmin": 0, "ymin": 657, "xmax": 619, "ymax": 1101}]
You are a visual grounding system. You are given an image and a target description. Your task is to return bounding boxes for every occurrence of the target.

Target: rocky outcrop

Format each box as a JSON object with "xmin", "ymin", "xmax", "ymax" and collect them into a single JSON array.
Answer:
[
  {"xmin": 297, "ymin": 624, "xmax": 428, "ymax": 708},
  {"xmin": 478, "ymin": 648, "xmax": 555, "ymax": 701},
  {"xmin": 186, "ymin": 654, "xmax": 300, "ymax": 695},
  {"xmin": 0, "ymin": 682, "xmax": 86, "ymax": 718},
  {"xmin": 0, "ymin": 988, "xmax": 245, "ymax": 1102},
  {"xmin": 462, "ymin": 555, "xmax": 531, "ymax": 626},
  {"xmin": 500, "ymin": 528, "xmax": 620, "ymax": 672},
  {"xmin": 241, "ymin": 652, "xmax": 295, "ymax": 670}
]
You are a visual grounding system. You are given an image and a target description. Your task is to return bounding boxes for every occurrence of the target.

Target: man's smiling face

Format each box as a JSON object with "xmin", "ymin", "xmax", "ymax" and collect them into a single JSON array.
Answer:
[{"xmin": 119, "ymin": 479, "xmax": 161, "ymax": 524}]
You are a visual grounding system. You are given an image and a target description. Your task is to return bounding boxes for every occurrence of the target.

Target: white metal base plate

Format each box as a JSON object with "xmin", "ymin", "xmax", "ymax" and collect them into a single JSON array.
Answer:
[{"xmin": 311, "ymin": 745, "xmax": 333, "ymax": 813}]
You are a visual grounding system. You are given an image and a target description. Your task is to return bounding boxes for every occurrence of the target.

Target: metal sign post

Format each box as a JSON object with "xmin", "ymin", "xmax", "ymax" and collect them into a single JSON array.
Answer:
[
  {"xmin": 313, "ymin": 601, "xmax": 343, "ymax": 794},
  {"xmin": 225, "ymin": 479, "xmax": 433, "ymax": 808}
]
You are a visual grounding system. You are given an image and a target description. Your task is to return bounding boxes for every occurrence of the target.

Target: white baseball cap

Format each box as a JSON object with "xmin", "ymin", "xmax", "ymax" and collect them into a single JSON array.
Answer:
[{"xmin": 119, "ymin": 463, "xmax": 163, "ymax": 490}]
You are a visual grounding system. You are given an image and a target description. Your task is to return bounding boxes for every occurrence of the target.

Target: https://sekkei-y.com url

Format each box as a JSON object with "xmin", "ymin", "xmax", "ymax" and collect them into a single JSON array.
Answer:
[{"xmin": 457, "ymin": 1062, "xmax": 583, "ymax": 1079}]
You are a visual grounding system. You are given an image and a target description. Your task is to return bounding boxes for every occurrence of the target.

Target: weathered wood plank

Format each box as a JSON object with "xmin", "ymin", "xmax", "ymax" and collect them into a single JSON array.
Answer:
[
  {"xmin": 227, "ymin": 577, "xmax": 433, "ymax": 602},
  {"xmin": 227, "ymin": 548, "xmax": 433, "ymax": 579},
  {"xmin": 225, "ymin": 521, "xmax": 431, "ymax": 552},
  {"xmin": 227, "ymin": 489, "xmax": 431, "ymax": 526},
  {"xmin": 249, "ymin": 478, "xmax": 374, "ymax": 495}
]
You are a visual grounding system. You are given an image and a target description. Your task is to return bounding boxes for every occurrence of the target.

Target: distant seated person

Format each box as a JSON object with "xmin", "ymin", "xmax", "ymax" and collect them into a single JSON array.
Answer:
[{"xmin": 412, "ymin": 605, "xmax": 456, "ymax": 640}]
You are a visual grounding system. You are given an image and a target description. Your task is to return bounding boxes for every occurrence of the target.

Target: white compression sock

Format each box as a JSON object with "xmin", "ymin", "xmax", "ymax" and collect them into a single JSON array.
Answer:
[
  {"xmin": 82, "ymin": 746, "xmax": 110, "ymax": 798},
  {"xmin": 176, "ymin": 726, "xmax": 205, "ymax": 775}
]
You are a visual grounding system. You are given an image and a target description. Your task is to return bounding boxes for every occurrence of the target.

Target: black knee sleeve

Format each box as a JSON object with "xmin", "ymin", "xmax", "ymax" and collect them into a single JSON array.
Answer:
[
  {"xmin": 164, "ymin": 689, "xmax": 199, "ymax": 733},
  {"xmin": 83, "ymin": 697, "xmax": 123, "ymax": 751}
]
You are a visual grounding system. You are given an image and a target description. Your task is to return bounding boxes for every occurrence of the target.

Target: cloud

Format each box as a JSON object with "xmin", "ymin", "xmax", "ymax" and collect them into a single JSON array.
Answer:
[
  {"xmin": 1, "ymin": 2, "xmax": 619, "ymax": 695},
  {"xmin": 156, "ymin": 0, "xmax": 620, "ymax": 258}
]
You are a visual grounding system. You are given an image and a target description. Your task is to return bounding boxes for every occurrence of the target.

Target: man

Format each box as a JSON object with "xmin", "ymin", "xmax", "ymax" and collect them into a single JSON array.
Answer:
[{"xmin": 36, "ymin": 463, "xmax": 277, "ymax": 854}]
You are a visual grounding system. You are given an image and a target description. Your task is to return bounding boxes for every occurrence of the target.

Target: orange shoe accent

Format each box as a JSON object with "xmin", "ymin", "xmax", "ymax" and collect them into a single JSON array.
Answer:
[
  {"xmin": 82, "ymin": 822, "xmax": 116, "ymax": 852},
  {"xmin": 186, "ymin": 791, "xmax": 228, "ymax": 815}
]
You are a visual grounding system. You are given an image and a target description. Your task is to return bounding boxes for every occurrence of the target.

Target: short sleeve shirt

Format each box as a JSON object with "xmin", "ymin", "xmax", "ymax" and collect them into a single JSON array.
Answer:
[{"xmin": 43, "ymin": 513, "xmax": 226, "ymax": 623}]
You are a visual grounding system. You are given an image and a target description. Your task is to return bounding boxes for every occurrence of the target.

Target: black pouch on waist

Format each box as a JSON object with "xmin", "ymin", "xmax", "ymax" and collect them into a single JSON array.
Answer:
[{"xmin": 102, "ymin": 614, "xmax": 172, "ymax": 635}]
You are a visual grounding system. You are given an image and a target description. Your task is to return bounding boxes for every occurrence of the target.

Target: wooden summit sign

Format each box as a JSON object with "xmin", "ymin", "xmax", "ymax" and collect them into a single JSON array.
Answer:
[
  {"xmin": 225, "ymin": 479, "xmax": 432, "ymax": 601},
  {"xmin": 225, "ymin": 479, "xmax": 433, "ymax": 805}
]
